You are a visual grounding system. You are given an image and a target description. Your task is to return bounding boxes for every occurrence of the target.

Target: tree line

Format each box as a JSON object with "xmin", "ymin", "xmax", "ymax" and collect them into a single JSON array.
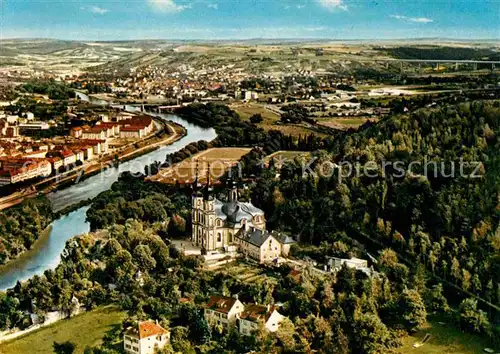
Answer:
[{"xmin": 0, "ymin": 198, "xmax": 54, "ymax": 266}]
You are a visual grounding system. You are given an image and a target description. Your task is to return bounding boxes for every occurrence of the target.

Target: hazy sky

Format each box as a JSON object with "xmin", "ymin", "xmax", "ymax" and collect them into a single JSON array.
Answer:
[{"xmin": 1, "ymin": 0, "xmax": 499, "ymax": 40}]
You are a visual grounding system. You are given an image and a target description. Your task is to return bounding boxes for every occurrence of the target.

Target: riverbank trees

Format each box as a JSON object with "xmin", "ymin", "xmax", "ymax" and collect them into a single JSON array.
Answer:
[{"xmin": 0, "ymin": 197, "xmax": 54, "ymax": 266}]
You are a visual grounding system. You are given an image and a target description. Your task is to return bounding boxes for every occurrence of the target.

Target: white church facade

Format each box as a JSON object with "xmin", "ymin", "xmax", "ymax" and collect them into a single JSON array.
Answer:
[{"xmin": 191, "ymin": 177, "xmax": 295, "ymax": 263}]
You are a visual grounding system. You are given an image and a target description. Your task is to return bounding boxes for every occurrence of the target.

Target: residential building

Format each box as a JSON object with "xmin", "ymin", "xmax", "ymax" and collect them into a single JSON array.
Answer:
[
  {"xmin": 234, "ymin": 228, "xmax": 295, "ymax": 264},
  {"xmin": 123, "ymin": 320, "xmax": 170, "ymax": 354},
  {"xmin": 118, "ymin": 116, "xmax": 154, "ymax": 138},
  {"xmin": 243, "ymin": 90, "xmax": 259, "ymax": 101},
  {"xmin": 47, "ymin": 157, "xmax": 63, "ymax": 173},
  {"xmin": 203, "ymin": 295, "xmax": 245, "ymax": 329},
  {"xmin": 120, "ymin": 126, "xmax": 146, "ymax": 138},
  {"xmin": 238, "ymin": 304, "xmax": 285, "ymax": 336},
  {"xmin": 79, "ymin": 139, "xmax": 108, "ymax": 155},
  {"xmin": 0, "ymin": 158, "xmax": 52, "ymax": 185},
  {"xmin": 326, "ymin": 257, "xmax": 368, "ymax": 271},
  {"xmin": 70, "ymin": 127, "xmax": 83, "ymax": 138},
  {"xmin": 5, "ymin": 115, "xmax": 19, "ymax": 124},
  {"xmin": 73, "ymin": 150, "xmax": 84, "ymax": 162},
  {"xmin": 18, "ymin": 121, "xmax": 50, "ymax": 135},
  {"xmin": 96, "ymin": 122, "xmax": 121, "ymax": 137},
  {"xmin": 60, "ymin": 150, "xmax": 76, "ymax": 166},
  {"xmin": 82, "ymin": 126, "xmax": 107, "ymax": 140}
]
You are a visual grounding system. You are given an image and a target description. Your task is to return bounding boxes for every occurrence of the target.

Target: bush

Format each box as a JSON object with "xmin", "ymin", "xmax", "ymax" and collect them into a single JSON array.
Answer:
[{"xmin": 250, "ymin": 113, "xmax": 264, "ymax": 124}]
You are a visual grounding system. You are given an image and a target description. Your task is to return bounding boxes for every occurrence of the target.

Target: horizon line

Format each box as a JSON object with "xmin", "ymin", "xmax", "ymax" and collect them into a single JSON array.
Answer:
[{"xmin": 1, "ymin": 36, "xmax": 499, "ymax": 43}]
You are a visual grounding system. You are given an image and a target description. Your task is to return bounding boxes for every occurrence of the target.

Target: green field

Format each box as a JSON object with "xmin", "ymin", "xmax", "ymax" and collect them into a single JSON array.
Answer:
[
  {"xmin": 0, "ymin": 306, "xmax": 126, "ymax": 354},
  {"xmin": 395, "ymin": 320, "xmax": 496, "ymax": 354},
  {"xmin": 316, "ymin": 117, "xmax": 377, "ymax": 130}
]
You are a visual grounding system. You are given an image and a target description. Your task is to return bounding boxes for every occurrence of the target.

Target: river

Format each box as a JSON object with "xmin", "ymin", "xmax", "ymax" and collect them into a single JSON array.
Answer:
[{"xmin": 0, "ymin": 96, "xmax": 216, "ymax": 290}]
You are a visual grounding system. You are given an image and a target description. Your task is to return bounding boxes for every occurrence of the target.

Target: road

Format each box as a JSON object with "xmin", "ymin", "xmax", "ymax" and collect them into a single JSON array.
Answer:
[{"xmin": 0, "ymin": 121, "xmax": 182, "ymax": 211}]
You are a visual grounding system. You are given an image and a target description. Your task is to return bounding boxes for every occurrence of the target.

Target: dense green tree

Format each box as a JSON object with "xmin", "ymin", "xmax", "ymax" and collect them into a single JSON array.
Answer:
[
  {"xmin": 458, "ymin": 298, "xmax": 490, "ymax": 334},
  {"xmin": 53, "ymin": 341, "xmax": 76, "ymax": 354}
]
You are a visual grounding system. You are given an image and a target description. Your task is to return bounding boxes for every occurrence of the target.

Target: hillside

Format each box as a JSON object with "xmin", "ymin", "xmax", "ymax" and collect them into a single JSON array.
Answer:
[{"xmin": 1, "ymin": 39, "xmax": 498, "ymax": 76}]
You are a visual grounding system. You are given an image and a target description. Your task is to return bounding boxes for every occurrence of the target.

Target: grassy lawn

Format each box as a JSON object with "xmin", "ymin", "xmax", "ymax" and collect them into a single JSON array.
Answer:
[
  {"xmin": 266, "ymin": 150, "xmax": 311, "ymax": 160},
  {"xmin": 230, "ymin": 103, "xmax": 280, "ymax": 124},
  {"xmin": 395, "ymin": 320, "xmax": 495, "ymax": 354},
  {"xmin": 196, "ymin": 147, "xmax": 252, "ymax": 160},
  {"xmin": 0, "ymin": 306, "xmax": 126, "ymax": 354}
]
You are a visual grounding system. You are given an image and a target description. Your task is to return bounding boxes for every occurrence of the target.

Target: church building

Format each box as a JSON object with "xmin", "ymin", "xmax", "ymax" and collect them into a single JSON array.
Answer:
[{"xmin": 191, "ymin": 170, "xmax": 295, "ymax": 263}]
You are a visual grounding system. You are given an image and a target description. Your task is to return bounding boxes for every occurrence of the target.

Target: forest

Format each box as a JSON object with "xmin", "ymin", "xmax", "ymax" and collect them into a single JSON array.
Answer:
[
  {"xmin": 1, "ymin": 215, "xmax": 433, "ymax": 354},
  {"xmin": 5, "ymin": 97, "xmax": 69, "ymax": 122},
  {"xmin": 0, "ymin": 198, "xmax": 54, "ymax": 265},
  {"xmin": 84, "ymin": 99, "xmax": 499, "ymax": 349},
  {"xmin": 380, "ymin": 46, "xmax": 499, "ymax": 61},
  {"xmin": 244, "ymin": 100, "xmax": 500, "ymax": 332},
  {"xmin": 20, "ymin": 79, "xmax": 73, "ymax": 100},
  {"xmin": 0, "ymin": 99, "xmax": 498, "ymax": 353}
]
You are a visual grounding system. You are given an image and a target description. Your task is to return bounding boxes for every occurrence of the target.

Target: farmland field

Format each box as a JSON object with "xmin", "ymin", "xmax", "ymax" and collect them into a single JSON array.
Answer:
[{"xmin": 151, "ymin": 147, "xmax": 252, "ymax": 185}]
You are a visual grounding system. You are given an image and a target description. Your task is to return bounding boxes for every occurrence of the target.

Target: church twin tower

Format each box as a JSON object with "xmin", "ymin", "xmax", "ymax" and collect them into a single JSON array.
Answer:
[{"xmin": 191, "ymin": 164, "xmax": 266, "ymax": 251}]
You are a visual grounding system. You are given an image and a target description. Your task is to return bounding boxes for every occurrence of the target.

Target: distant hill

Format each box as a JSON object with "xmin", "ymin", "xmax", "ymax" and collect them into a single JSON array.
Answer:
[{"xmin": 379, "ymin": 46, "xmax": 499, "ymax": 61}]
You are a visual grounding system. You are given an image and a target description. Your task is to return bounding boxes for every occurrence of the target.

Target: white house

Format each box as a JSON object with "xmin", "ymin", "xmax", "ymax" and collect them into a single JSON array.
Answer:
[
  {"xmin": 238, "ymin": 304, "xmax": 285, "ymax": 336},
  {"xmin": 326, "ymin": 257, "xmax": 368, "ymax": 271},
  {"xmin": 204, "ymin": 295, "xmax": 245, "ymax": 330},
  {"xmin": 123, "ymin": 320, "xmax": 170, "ymax": 354},
  {"xmin": 235, "ymin": 228, "xmax": 296, "ymax": 264}
]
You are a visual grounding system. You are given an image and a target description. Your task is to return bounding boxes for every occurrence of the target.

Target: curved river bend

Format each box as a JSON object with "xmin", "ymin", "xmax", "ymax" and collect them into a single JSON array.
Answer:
[{"xmin": 0, "ymin": 105, "xmax": 216, "ymax": 290}]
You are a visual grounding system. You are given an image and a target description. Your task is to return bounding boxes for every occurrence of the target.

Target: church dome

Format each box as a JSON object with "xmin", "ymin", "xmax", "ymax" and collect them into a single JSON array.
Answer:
[{"xmin": 222, "ymin": 201, "xmax": 239, "ymax": 216}]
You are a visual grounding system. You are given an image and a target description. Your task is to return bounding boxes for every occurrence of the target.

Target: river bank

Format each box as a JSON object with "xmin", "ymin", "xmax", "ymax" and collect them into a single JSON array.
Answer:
[
  {"xmin": 0, "ymin": 111, "xmax": 217, "ymax": 291},
  {"xmin": 0, "ymin": 117, "xmax": 185, "ymax": 212},
  {"xmin": 0, "ymin": 225, "xmax": 52, "ymax": 273},
  {"xmin": 0, "ymin": 119, "xmax": 186, "ymax": 279},
  {"xmin": 42, "ymin": 119, "xmax": 186, "ymax": 213}
]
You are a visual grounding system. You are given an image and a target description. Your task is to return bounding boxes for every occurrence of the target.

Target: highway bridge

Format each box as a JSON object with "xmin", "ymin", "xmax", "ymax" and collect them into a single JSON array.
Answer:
[{"xmin": 372, "ymin": 58, "xmax": 500, "ymax": 71}]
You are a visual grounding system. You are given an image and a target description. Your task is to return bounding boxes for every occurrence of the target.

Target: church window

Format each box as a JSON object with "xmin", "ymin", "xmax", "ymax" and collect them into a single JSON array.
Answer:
[
  {"xmin": 217, "ymin": 233, "xmax": 222, "ymax": 242},
  {"xmin": 269, "ymin": 240, "xmax": 272, "ymax": 250},
  {"xmin": 228, "ymin": 232, "xmax": 233, "ymax": 243}
]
